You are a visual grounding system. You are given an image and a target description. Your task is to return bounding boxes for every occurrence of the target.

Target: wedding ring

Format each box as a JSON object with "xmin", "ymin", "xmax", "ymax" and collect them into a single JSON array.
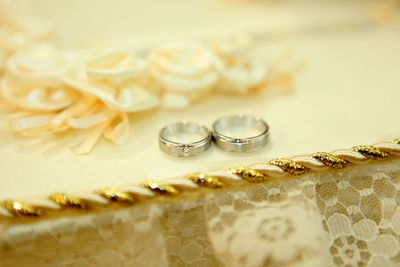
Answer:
[
  {"xmin": 212, "ymin": 114, "xmax": 269, "ymax": 152},
  {"xmin": 159, "ymin": 121, "xmax": 211, "ymax": 157}
]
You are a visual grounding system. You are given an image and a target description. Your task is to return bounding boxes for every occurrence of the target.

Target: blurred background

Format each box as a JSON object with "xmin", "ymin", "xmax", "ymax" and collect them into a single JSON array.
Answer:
[{"xmin": 20, "ymin": 0, "xmax": 400, "ymax": 49}]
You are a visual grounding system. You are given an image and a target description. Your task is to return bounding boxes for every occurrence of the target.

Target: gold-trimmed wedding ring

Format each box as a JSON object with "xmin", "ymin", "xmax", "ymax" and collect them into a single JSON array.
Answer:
[
  {"xmin": 212, "ymin": 114, "xmax": 269, "ymax": 152},
  {"xmin": 159, "ymin": 121, "xmax": 212, "ymax": 157}
]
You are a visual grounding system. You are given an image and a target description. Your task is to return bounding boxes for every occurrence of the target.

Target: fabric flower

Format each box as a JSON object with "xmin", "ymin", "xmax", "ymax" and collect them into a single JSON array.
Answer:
[
  {"xmin": 0, "ymin": 43, "xmax": 77, "ymax": 111},
  {"xmin": 63, "ymin": 48, "xmax": 159, "ymax": 112},
  {"xmin": 211, "ymin": 32, "xmax": 252, "ymax": 59},
  {"xmin": 211, "ymin": 33, "xmax": 267, "ymax": 94},
  {"xmin": 149, "ymin": 41, "xmax": 218, "ymax": 109},
  {"xmin": 0, "ymin": 45, "xmax": 159, "ymax": 154}
]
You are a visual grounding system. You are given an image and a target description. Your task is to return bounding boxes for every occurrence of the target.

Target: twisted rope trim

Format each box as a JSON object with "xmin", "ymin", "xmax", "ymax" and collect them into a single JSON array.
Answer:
[{"xmin": 1, "ymin": 139, "xmax": 400, "ymax": 219}]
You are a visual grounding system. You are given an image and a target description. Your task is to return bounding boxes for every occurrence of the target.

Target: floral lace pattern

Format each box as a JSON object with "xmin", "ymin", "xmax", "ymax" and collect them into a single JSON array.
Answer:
[
  {"xmin": 1, "ymin": 160, "xmax": 400, "ymax": 266},
  {"xmin": 323, "ymin": 171, "xmax": 400, "ymax": 267},
  {"xmin": 204, "ymin": 187, "xmax": 329, "ymax": 267}
]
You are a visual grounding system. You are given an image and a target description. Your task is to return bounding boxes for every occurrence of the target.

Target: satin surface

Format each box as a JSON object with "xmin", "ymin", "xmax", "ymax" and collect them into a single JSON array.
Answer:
[{"xmin": 0, "ymin": 0, "xmax": 399, "ymax": 201}]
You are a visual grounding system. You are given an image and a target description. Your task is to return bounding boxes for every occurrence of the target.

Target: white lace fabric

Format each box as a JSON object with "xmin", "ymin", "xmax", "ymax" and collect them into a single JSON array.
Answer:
[{"xmin": 1, "ymin": 159, "xmax": 400, "ymax": 267}]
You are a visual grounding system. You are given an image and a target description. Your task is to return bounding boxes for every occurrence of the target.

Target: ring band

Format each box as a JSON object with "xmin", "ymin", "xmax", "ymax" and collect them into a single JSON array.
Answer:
[
  {"xmin": 212, "ymin": 114, "xmax": 269, "ymax": 152},
  {"xmin": 159, "ymin": 121, "xmax": 212, "ymax": 157}
]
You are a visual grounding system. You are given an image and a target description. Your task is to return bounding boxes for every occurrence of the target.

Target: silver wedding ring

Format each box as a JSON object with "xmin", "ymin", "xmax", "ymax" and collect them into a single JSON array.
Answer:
[
  {"xmin": 159, "ymin": 121, "xmax": 212, "ymax": 157},
  {"xmin": 212, "ymin": 114, "xmax": 269, "ymax": 152}
]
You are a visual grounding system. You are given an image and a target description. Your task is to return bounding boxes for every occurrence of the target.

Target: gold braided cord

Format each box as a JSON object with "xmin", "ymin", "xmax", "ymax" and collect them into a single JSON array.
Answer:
[
  {"xmin": 142, "ymin": 181, "xmax": 180, "ymax": 195},
  {"xmin": 186, "ymin": 174, "xmax": 223, "ymax": 189},
  {"xmin": 351, "ymin": 145, "xmax": 389, "ymax": 160},
  {"xmin": 268, "ymin": 158, "xmax": 308, "ymax": 176},
  {"xmin": 1, "ymin": 201, "xmax": 42, "ymax": 217},
  {"xmin": 1, "ymin": 138, "xmax": 400, "ymax": 218},
  {"xmin": 312, "ymin": 152, "xmax": 349, "ymax": 169},
  {"xmin": 228, "ymin": 166, "xmax": 267, "ymax": 183},
  {"xmin": 49, "ymin": 194, "xmax": 87, "ymax": 209},
  {"xmin": 96, "ymin": 188, "xmax": 135, "ymax": 204}
]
